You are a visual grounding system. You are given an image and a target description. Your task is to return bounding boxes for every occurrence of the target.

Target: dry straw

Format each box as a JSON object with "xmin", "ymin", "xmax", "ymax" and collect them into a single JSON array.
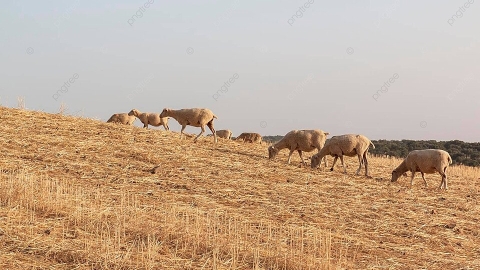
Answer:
[{"xmin": 0, "ymin": 106, "xmax": 479, "ymax": 269}]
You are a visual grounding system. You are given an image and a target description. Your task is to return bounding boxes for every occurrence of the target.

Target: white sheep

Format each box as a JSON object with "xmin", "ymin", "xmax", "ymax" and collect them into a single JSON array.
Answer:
[
  {"xmin": 208, "ymin": 129, "xmax": 232, "ymax": 139},
  {"xmin": 310, "ymin": 134, "xmax": 375, "ymax": 177},
  {"xmin": 391, "ymin": 149, "xmax": 452, "ymax": 189},
  {"xmin": 236, "ymin": 132, "xmax": 262, "ymax": 144},
  {"xmin": 268, "ymin": 129, "xmax": 329, "ymax": 167},
  {"xmin": 128, "ymin": 109, "xmax": 169, "ymax": 130},
  {"xmin": 106, "ymin": 113, "xmax": 136, "ymax": 125},
  {"xmin": 160, "ymin": 108, "xmax": 218, "ymax": 143}
]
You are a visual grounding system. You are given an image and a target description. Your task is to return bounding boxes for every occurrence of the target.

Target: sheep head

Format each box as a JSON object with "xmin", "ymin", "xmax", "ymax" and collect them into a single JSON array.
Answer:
[
  {"xmin": 160, "ymin": 108, "xmax": 171, "ymax": 118},
  {"xmin": 128, "ymin": 109, "xmax": 139, "ymax": 117},
  {"xmin": 391, "ymin": 161, "xmax": 408, "ymax": 182},
  {"xmin": 310, "ymin": 153, "xmax": 322, "ymax": 168},
  {"xmin": 391, "ymin": 170, "xmax": 401, "ymax": 182},
  {"xmin": 268, "ymin": 146, "xmax": 279, "ymax": 159}
]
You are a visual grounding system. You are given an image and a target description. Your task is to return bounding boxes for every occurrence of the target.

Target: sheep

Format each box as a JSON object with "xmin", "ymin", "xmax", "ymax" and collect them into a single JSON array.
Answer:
[
  {"xmin": 310, "ymin": 134, "xmax": 375, "ymax": 177},
  {"xmin": 236, "ymin": 132, "xmax": 262, "ymax": 144},
  {"xmin": 215, "ymin": 129, "xmax": 232, "ymax": 139},
  {"xmin": 160, "ymin": 108, "xmax": 218, "ymax": 143},
  {"xmin": 128, "ymin": 109, "xmax": 169, "ymax": 130},
  {"xmin": 106, "ymin": 113, "xmax": 136, "ymax": 125},
  {"xmin": 391, "ymin": 149, "xmax": 452, "ymax": 189},
  {"xmin": 268, "ymin": 129, "xmax": 329, "ymax": 167}
]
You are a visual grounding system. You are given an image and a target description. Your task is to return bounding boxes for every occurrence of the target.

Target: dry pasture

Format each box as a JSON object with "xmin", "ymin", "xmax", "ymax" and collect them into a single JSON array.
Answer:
[{"xmin": 0, "ymin": 106, "xmax": 479, "ymax": 269}]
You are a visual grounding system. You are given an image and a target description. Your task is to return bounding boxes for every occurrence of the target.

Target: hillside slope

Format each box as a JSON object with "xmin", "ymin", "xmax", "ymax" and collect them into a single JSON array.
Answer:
[{"xmin": 1, "ymin": 106, "xmax": 479, "ymax": 269}]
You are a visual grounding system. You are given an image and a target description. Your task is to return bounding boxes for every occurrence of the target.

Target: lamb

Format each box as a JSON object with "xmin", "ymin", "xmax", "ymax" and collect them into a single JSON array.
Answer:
[
  {"xmin": 310, "ymin": 134, "xmax": 375, "ymax": 177},
  {"xmin": 268, "ymin": 129, "xmax": 329, "ymax": 167},
  {"xmin": 159, "ymin": 108, "xmax": 218, "ymax": 143},
  {"xmin": 391, "ymin": 149, "xmax": 452, "ymax": 189},
  {"xmin": 128, "ymin": 109, "xmax": 170, "ymax": 130},
  {"xmin": 106, "ymin": 113, "xmax": 136, "ymax": 125},
  {"xmin": 236, "ymin": 132, "xmax": 262, "ymax": 143},
  {"xmin": 213, "ymin": 129, "xmax": 232, "ymax": 139}
]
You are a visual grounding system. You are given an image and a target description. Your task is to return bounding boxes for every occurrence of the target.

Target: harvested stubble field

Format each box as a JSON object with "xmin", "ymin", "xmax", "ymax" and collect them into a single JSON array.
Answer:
[{"xmin": 0, "ymin": 106, "xmax": 479, "ymax": 270}]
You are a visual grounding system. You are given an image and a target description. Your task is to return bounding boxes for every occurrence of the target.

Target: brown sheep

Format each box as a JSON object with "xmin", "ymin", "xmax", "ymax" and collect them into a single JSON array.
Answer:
[
  {"xmin": 311, "ymin": 134, "xmax": 375, "ymax": 177},
  {"xmin": 391, "ymin": 149, "xmax": 452, "ymax": 189},
  {"xmin": 107, "ymin": 113, "xmax": 136, "ymax": 125},
  {"xmin": 268, "ymin": 129, "xmax": 329, "ymax": 167},
  {"xmin": 128, "ymin": 109, "xmax": 169, "ymax": 130},
  {"xmin": 236, "ymin": 132, "xmax": 262, "ymax": 143},
  {"xmin": 207, "ymin": 130, "xmax": 232, "ymax": 139},
  {"xmin": 160, "ymin": 108, "xmax": 218, "ymax": 143}
]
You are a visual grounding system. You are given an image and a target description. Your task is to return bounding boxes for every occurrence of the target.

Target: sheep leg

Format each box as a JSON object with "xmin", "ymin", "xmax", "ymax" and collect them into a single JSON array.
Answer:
[
  {"xmin": 421, "ymin": 172, "xmax": 428, "ymax": 187},
  {"xmin": 330, "ymin": 156, "xmax": 338, "ymax": 171},
  {"xmin": 444, "ymin": 174, "xmax": 448, "ymax": 190},
  {"xmin": 444, "ymin": 169, "xmax": 448, "ymax": 190},
  {"xmin": 206, "ymin": 121, "xmax": 217, "ymax": 143},
  {"xmin": 180, "ymin": 124, "xmax": 189, "ymax": 140},
  {"xmin": 287, "ymin": 150, "xmax": 295, "ymax": 164},
  {"xmin": 339, "ymin": 155, "xmax": 347, "ymax": 174},
  {"xmin": 163, "ymin": 123, "xmax": 169, "ymax": 131},
  {"xmin": 194, "ymin": 126, "xmax": 206, "ymax": 143},
  {"xmin": 410, "ymin": 170, "xmax": 416, "ymax": 188},
  {"xmin": 363, "ymin": 153, "xmax": 370, "ymax": 177},
  {"xmin": 355, "ymin": 154, "xmax": 363, "ymax": 175},
  {"xmin": 440, "ymin": 166, "xmax": 448, "ymax": 190},
  {"xmin": 297, "ymin": 150, "xmax": 306, "ymax": 166},
  {"xmin": 438, "ymin": 171, "xmax": 447, "ymax": 190}
]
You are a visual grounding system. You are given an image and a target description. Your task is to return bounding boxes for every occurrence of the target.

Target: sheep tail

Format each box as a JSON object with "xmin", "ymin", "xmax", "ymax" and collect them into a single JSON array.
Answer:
[
  {"xmin": 369, "ymin": 140, "xmax": 376, "ymax": 149},
  {"xmin": 448, "ymin": 154, "xmax": 453, "ymax": 164},
  {"xmin": 213, "ymin": 114, "xmax": 218, "ymax": 119}
]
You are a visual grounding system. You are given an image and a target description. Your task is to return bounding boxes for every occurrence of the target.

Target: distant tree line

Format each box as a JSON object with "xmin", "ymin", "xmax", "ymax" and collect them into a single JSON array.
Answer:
[
  {"xmin": 263, "ymin": 136, "xmax": 480, "ymax": 167},
  {"xmin": 370, "ymin": 140, "xmax": 480, "ymax": 167}
]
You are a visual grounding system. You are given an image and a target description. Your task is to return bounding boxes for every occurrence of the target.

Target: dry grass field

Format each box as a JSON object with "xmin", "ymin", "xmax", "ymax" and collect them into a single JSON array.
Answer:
[{"xmin": 1, "ymin": 106, "xmax": 479, "ymax": 269}]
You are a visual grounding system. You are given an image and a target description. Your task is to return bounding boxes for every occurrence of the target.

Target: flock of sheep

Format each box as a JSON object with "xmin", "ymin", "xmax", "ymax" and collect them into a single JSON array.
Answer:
[{"xmin": 107, "ymin": 107, "xmax": 453, "ymax": 190}]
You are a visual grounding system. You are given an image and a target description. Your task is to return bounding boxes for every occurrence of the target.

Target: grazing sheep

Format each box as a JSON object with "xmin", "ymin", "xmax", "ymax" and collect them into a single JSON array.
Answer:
[
  {"xmin": 215, "ymin": 129, "xmax": 232, "ymax": 139},
  {"xmin": 391, "ymin": 149, "xmax": 452, "ymax": 189},
  {"xmin": 160, "ymin": 108, "xmax": 218, "ymax": 143},
  {"xmin": 268, "ymin": 129, "xmax": 329, "ymax": 167},
  {"xmin": 128, "ymin": 109, "xmax": 169, "ymax": 131},
  {"xmin": 107, "ymin": 113, "xmax": 136, "ymax": 125},
  {"xmin": 310, "ymin": 134, "xmax": 375, "ymax": 177},
  {"xmin": 236, "ymin": 132, "xmax": 262, "ymax": 144}
]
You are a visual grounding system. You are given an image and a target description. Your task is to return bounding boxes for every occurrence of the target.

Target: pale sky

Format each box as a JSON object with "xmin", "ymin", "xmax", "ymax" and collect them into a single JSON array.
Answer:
[{"xmin": 1, "ymin": 0, "xmax": 479, "ymax": 142}]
